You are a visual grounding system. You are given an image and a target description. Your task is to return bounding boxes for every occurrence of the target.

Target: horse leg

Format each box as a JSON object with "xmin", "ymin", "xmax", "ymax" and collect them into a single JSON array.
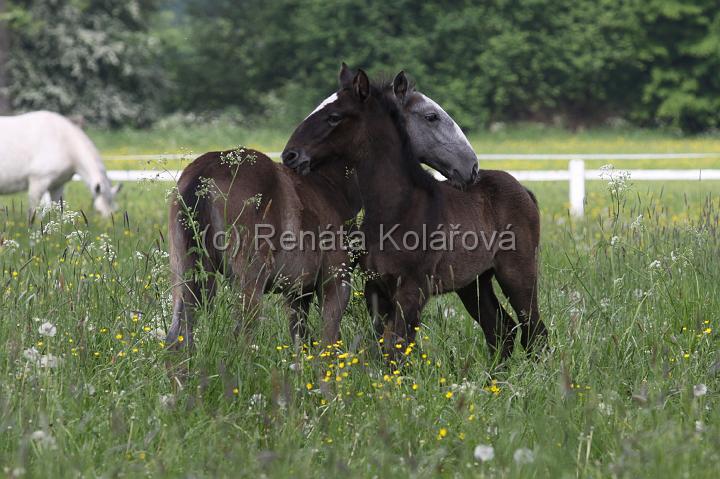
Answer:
[
  {"xmin": 27, "ymin": 177, "xmax": 52, "ymax": 217},
  {"xmin": 49, "ymin": 184, "xmax": 65, "ymax": 203},
  {"xmin": 317, "ymin": 274, "xmax": 351, "ymax": 347},
  {"xmin": 385, "ymin": 281, "xmax": 428, "ymax": 358},
  {"xmin": 287, "ymin": 291, "xmax": 314, "ymax": 347},
  {"xmin": 365, "ymin": 278, "xmax": 394, "ymax": 340},
  {"xmin": 494, "ymin": 262, "xmax": 547, "ymax": 354},
  {"xmin": 456, "ymin": 270, "xmax": 515, "ymax": 358}
]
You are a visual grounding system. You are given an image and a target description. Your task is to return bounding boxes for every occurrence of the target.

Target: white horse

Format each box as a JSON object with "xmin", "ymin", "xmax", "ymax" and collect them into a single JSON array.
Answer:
[{"xmin": 0, "ymin": 111, "xmax": 120, "ymax": 216}]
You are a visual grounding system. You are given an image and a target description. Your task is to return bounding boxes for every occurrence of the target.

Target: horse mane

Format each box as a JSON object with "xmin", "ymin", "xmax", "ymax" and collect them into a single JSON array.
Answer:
[{"xmin": 369, "ymin": 80, "xmax": 439, "ymax": 195}]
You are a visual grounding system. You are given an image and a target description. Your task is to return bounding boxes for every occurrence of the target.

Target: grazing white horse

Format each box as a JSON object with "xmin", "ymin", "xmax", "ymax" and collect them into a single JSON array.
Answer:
[{"xmin": 0, "ymin": 111, "xmax": 119, "ymax": 216}]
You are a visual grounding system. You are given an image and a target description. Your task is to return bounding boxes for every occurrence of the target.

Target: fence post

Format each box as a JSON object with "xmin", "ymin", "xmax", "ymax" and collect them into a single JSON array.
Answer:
[{"xmin": 569, "ymin": 159, "xmax": 585, "ymax": 218}]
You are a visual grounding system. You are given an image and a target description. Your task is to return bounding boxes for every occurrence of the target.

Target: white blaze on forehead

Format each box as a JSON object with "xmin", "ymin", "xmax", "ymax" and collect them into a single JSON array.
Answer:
[
  {"xmin": 418, "ymin": 93, "xmax": 474, "ymax": 151},
  {"xmin": 305, "ymin": 93, "xmax": 339, "ymax": 120}
]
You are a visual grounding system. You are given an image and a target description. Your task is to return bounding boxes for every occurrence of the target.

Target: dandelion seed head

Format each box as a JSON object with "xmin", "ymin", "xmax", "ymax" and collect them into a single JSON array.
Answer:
[
  {"xmin": 474, "ymin": 444, "xmax": 495, "ymax": 462},
  {"xmin": 38, "ymin": 321, "xmax": 57, "ymax": 337}
]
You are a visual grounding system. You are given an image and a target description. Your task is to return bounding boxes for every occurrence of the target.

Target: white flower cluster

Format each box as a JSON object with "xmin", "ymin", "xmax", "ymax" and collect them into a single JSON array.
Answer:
[{"xmin": 599, "ymin": 164, "xmax": 632, "ymax": 197}]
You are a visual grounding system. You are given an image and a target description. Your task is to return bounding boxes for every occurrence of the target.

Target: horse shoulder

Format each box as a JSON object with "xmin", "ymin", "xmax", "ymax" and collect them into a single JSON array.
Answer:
[{"xmin": 274, "ymin": 164, "xmax": 305, "ymax": 229}]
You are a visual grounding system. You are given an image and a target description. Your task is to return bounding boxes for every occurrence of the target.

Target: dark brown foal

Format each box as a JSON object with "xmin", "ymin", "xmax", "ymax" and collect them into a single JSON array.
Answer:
[{"xmin": 283, "ymin": 69, "xmax": 547, "ymax": 359}]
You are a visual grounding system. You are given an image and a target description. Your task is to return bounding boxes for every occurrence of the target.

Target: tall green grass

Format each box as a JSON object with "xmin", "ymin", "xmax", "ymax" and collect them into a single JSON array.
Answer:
[{"xmin": 0, "ymin": 178, "xmax": 718, "ymax": 477}]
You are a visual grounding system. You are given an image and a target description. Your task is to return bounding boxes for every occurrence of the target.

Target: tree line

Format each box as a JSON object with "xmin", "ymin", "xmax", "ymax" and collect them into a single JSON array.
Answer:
[{"xmin": 1, "ymin": 0, "xmax": 718, "ymax": 133}]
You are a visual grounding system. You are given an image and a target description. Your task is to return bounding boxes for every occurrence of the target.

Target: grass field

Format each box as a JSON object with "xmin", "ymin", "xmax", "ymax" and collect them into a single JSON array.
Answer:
[
  {"xmin": 1, "ymin": 172, "xmax": 719, "ymax": 477},
  {"xmin": 89, "ymin": 123, "xmax": 720, "ymax": 172}
]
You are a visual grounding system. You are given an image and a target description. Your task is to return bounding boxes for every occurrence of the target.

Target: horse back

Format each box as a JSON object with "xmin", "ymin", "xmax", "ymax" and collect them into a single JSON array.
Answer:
[{"xmin": 467, "ymin": 169, "xmax": 540, "ymax": 245}]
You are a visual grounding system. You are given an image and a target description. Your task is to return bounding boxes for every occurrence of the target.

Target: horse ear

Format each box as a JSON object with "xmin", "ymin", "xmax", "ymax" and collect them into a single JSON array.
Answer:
[
  {"xmin": 339, "ymin": 62, "xmax": 354, "ymax": 89},
  {"xmin": 353, "ymin": 69, "xmax": 370, "ymax": 101},
  {"xmin": 393, "ymin": 71, "xmax": 409, "ymax": 103}
]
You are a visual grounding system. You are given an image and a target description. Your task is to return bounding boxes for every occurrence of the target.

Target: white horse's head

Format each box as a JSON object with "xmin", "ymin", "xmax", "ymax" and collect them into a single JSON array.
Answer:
[{"xmin": 93, "ymin": 180, "xmax": 122, "ymax": 217}]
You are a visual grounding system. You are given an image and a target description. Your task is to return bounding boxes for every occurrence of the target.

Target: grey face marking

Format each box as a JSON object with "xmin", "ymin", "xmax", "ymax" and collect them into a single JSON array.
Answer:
[
  {"xmin": 417, "ymin": 94, "xmax": 474, "ymax": 152},
  {"xmin": 402, "ymin": 92, "xmax": 478, "ymax": 187},
  {"xmin": 305, "ymin": 93, "xmax": 338, "ymax": 120}
]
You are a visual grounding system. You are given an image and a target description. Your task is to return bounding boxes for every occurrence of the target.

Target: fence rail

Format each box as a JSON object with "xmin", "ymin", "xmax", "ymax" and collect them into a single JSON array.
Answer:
[
  {"xmin": 105, "ymin": 152, "xmax": 720, "ymax": 162},
  {"xmin": 96, "ymin": 152, "xmax": 720, "ymax": 217}
]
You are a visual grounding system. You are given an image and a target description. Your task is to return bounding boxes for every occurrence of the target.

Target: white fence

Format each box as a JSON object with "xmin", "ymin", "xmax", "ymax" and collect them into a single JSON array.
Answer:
[{"xmin": 97, "ymin": 152, "xmax": 720, "ymax": 218}]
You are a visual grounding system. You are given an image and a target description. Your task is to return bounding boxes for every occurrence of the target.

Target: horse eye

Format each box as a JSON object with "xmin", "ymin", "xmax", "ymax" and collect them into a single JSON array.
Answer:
[
  {"xmin": 328, "ymin": 113, "xmax": 342, "ymax": 126},
  {"xmin": 425, "ymin": 113, "xmax": 439, "ymax": 122}
]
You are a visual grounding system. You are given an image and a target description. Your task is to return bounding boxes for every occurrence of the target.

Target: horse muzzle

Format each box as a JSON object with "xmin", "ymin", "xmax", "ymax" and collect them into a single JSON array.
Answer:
[{"xmin": 281, "ymin": 149, "xmax": 312, "ymax": 175}]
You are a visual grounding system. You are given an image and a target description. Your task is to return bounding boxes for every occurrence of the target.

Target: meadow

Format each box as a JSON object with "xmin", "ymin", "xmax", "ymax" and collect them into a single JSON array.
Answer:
[{"xmin": 1, "ymin": 128, "xmax": 720, "ymax": 477}]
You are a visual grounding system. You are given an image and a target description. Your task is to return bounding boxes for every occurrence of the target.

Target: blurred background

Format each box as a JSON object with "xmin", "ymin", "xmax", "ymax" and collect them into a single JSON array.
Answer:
[{"xmin": 0, "ymin": 0, "xmax": 719, "ymax": 151}]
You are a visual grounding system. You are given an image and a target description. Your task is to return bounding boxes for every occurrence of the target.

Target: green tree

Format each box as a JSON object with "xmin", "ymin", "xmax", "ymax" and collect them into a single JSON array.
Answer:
[
  {"xmin": 167, "ymin": 0, "xmax": 649, "ymax": 130},
  {"xmin": 0, "ymin": 0, "xmax": 10, "ymax": 114},
  {"xmin": 5, "ymin": 0, "xmax": 163, "ymax": 126},
  {"xmin": 637, "ymin": 0, "xmax": 720, "ymax": 132}
]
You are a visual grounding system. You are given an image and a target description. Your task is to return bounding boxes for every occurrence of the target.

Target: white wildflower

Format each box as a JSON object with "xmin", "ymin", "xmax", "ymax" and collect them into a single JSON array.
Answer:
[
  {"xmin": 38, "ymin": 354, "xmax": 60, "ymax": 369},
  {"xmin": 630, "ymin": 214, "xmax": 644, "ymax": 230},
  {"xmin": 160, "ymin": 394, "xmax": 176, "ymax": 408},
  {"xmin": 693, "ymin": 384, "xmax": 707, "ymax": 398},
  {"xmin": 42, "ymin": 220, "xmax": 61, "ymax": 235},
  {"xmin": 23, "ymin": 347, "xmax": 40, "ymax": 362},
  {"xmin": 648, "ymin": 259, "xmax": 662, "ymax": 270},
  {"xmin": 65, "ymin": 230, "xmax": 88, "ymax": 244},
  {"xmin": 1, "ymin": 239, "xmax": 20, "ymax": 250},
  {"xmin": 250, "ymin": 393, "xmax": 266, "ymax": 408},
  {"xmin": 597, "ymin": 402, "xmax": 614, "ymax": 416},
  {"xmin": 149, "ymin": 328, "xmax": 166, "ymax": 341},
  {"xmin": 29, "ymin": 430, "xmax": 57, "ymax": 450},
  {"xmin": 38, "ymin": 321, "xmax": 57, "ymax": 337},
  {"xmin": 610, "ymin": 236, "xmax": 620, "ymax": 247},
  {"xmin": 513, "ymin": 448, "xmax": 535, "ymax": 465},
  {"xmin": 599, "ymin": 165, "xmax": 631, "ymax": 196},
  {"xmin": 695, "ymin": 420, "xmax": 705, "ymax": 433},
  {"xmin": 10, "ymin": 467, "xmax": 26, "ymax": 477},
  {"xmin": 474, "ymin": 444, "xmax": 495, "ymax": 462}
]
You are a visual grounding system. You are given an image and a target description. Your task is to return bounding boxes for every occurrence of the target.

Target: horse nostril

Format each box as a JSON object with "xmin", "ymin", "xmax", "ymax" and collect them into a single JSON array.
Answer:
[
  {"xmin": 282, "ymin": 150, "xmax": 299, "ymax": 164},
  {"xmin": 471, "ymin": 164, "xmax": 479, "ymax": 182}
]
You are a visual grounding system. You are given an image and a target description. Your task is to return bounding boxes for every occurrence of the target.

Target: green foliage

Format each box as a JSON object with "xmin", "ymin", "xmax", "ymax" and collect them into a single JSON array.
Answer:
[
  {"xmin": 637, "ymin": 0, "xmax": 720, "ymax": 132},
  {"xmin": 5, "ymin": 0, "xmax": 162, "ymax": 126},
  {"xmin": 3, "ymin": 0, "xmax": 719, "ymax": 132},
  {"xmin": 160, "ymin": 0, "xmax": 718, "ymax": 133}
]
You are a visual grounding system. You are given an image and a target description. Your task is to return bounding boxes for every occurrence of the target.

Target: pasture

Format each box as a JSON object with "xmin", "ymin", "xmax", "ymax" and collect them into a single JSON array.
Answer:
[{"xmin": 1, "ymin": 130, "xmax": 719, "ymax": 477}]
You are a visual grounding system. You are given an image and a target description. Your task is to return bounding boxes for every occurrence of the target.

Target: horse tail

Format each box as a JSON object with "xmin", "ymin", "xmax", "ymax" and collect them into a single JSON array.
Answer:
[
  {"xmin": 167, "ymin": 154, "xmax": 218, "ymax": 347},
  {"xmin": 524, "ymin": 187, "xmax": 539, "ymax": 208}
]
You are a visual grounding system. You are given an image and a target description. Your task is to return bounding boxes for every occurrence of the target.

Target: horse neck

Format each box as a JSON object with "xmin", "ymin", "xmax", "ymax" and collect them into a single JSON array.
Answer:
[
  {"xmin": 355, "ymin": 117, "xmax": 437, "ymax": 225},
  {"xmin": 306, "ymin": 161, "xmax": 362, "ymax": 220},
  {"xmin": 64, "ymin": 123, "xmax": 107, "ymax": 188}
]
